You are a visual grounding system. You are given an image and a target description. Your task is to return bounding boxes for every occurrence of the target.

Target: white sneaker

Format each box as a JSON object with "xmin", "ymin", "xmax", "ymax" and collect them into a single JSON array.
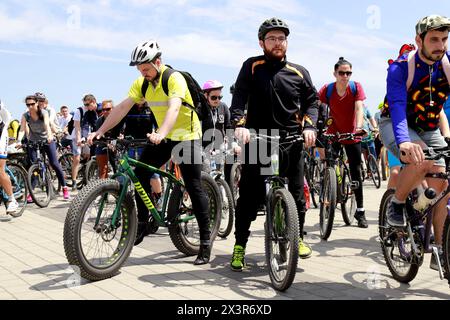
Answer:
[
  {"xmin": 6, "ymin": 200, "xmax": 19, "ymax": 214},
  {"xmin": 0, "ymin": 212, "xmax": 12, "ymax": 222}
]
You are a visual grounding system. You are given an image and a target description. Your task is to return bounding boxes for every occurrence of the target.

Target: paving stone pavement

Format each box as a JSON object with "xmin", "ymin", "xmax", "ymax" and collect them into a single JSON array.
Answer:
[{"xmin": 1, "ymin": 180, "xmax": 450, "ymax": 300}]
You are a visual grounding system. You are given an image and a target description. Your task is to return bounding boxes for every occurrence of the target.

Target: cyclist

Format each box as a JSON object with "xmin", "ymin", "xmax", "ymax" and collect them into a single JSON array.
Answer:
[
  {"xmin": 379, "ymin": 15, "xmax": 450, "ymax": 270},
  {"xmin": 201, "ymin": 80, "xmax": 238, "ymax": 182},
  {"xmin": 88, "ymin": 40, "xmax": 213, "ymax": 265},
  {"xmin": 35, "ymin": 92, "xmax": 60, "ymax": 134},
  {"xmin": 361, "ymin": 105, "xmax": 379, "ymax": 159},
  {"xmin": 121, "ymin": 101, "xmax": 163, "ymax": 233},
  {"xmin": 71, "ymin": 94, "xmax": 98, "ymax": 190},
  {"xmin": 318, "ymin": 57, "xmax": 368, "ymax": 228},
  {"xmin": 57, "ymin": 105, "xmax": 73, "ymax": 151},
  {"xmin": 229, "ymin": 17, "xmax": 318, "ymax": 271},
  {"xmin": 19, "ymin": 95, "xmax": 69, "ymax": 200},
  {"xmin": 94, "ymin": 100, "xmax": 123, "ymax": 179},
  {"xmin": 0, "ymin": 99, "xmax": 19, "ymax": 221}
]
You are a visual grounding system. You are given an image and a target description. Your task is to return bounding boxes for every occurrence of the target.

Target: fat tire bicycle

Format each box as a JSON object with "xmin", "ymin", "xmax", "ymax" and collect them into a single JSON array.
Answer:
[{"xmin": 63, "ymin": 138, "xmax": 222, "ymax": 281}]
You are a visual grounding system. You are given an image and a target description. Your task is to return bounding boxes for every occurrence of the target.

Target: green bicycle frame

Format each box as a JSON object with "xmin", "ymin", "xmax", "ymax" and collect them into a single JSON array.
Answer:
[{"xmin": 95, "ymin": 152, "xmax": 190, "ymax": 228}]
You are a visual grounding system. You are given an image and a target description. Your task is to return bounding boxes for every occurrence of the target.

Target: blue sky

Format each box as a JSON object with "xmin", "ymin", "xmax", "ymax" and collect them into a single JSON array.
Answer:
[{"xmin": 1, "ymin": 0, "xmax": 450, "ymax": 120}]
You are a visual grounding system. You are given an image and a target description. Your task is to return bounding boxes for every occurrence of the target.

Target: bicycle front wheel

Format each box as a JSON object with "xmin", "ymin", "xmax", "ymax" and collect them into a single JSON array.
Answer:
[
  {"xmin": 319, "ymin": 167, "xmax": 336, "ymax": 240},
  {"xmin": 341, "ymin": 166, "xmax": 355, "ymax": 226},
  {"xmin": 441, "ymin": 215, "xmax": 450, "ymax": 282},
  {"xmin": 265, "ymin": 188, "xmax": 299, "ymax": 291},
  {"xmin": 216, "ymin": 178, "xmax": 234, "ymax": 239},
  {"xmin": 85, "ymin": 159, "xmax": 99, "ymax": 182},
  {"xmin": 378, "ymin": 189, "xmax": 420, "ymax": 283},
  {"xmin": 27, "ymin": 164, "xmax": 52, "ymax": 208},
  {"xmin": 368, "ymin": 154, "xmax": 381, "ymax": 189},
  {"xmin": 63, "ymin": 179, "xmax": 137, "ymax": 281},
  {"xmin": 6, "ymin": 163, "xmax": 29, "ymax": 218},
  {"xmin": 229, "ymin": 162, "xmax": 241, "ymax": 207}
]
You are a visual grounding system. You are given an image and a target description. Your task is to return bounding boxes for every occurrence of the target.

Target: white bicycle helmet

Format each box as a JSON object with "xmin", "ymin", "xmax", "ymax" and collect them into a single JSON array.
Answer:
[{"xmin": 129, "ymin": 40, "xmax": 162, "ymax": 66}]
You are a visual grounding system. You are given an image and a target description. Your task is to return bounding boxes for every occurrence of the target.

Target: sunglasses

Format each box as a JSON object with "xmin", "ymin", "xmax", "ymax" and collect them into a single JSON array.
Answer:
[
  {"xmin": 338, "ymin": 71, "xmax": 353, "ymax": 76},
  {"xmin": 26, "ymin": 102, "xmax": 36, "ymax": 107},
  {"xmin": 102, "ymin": 108, "xmax": 112, "ymax": 111},
  {"xmin": 210, "ymin": 95, "xmax": 223, "ymax": 101}
]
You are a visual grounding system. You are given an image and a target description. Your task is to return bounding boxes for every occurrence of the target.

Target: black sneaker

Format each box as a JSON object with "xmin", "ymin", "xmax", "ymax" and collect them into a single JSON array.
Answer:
[
  {"xmin": 354, "ymin": 210, "xmax": 368, "ymax": 228},
  {"xmin": 386, "ymin": 202, "xmax": 406, "ymax": 227}
]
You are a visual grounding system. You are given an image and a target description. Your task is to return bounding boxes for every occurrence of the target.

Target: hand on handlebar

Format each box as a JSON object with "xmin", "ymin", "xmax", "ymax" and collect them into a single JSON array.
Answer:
[
  {"xmin": 303, "ymin": 129, "xmax": 316, "ymax": 148},
  {"xmin": 399, "ymin": 142, "xmax": 425, "ymax": 165},
  {"xmin": 235, "ymin": 127, "xmax": 250, "ymax": 144},
  {"xmin": 147, "ymin": 130, "xmax": 165, "ymax": 145}
]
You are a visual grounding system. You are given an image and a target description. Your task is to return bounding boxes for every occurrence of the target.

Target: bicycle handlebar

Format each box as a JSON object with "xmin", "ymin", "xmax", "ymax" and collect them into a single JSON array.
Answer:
[
  {"xmin": 322, "ymin": 131, "xmax": 366, "ymax": 142},
  {"xmin": 249, "ymin": 133, "xmax": 304, "ymax": 144}
]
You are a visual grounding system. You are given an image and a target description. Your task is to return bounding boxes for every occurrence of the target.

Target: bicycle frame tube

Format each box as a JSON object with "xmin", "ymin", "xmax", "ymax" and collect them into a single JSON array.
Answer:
[{"xmin": 112, "ymin": 154, "xmax": 184, "ymax": 225}]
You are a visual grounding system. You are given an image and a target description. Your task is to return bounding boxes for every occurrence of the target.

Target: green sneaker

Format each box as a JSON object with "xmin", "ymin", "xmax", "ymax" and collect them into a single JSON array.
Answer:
[
  {"xmin": 231, "ymin": 245, "xmax": 246, "ymax": 271},
  {"xmin": 298, "ymin": 238, "xmax": 312, "ymax": 259}
]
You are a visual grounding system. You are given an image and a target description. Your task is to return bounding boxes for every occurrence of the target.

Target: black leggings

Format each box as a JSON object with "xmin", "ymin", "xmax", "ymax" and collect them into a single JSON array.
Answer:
[
  {"xmin": 333, "ymin": 142, "xmax": 364, "ymax": 208},
  {"xmin": 134, "ymin": 139, "xmax": 211, "ymax": 241},
  {"xmin": 234, "ymin": 139, "xmax": 306, "ymax": 248},
  {"xmin": 28, "ymin": 140, "xmax": 66, "ymax": 187}
]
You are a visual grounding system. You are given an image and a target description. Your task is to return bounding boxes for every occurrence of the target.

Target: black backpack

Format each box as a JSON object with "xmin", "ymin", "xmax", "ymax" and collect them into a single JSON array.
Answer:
[
  {"xmin": 141, "ymin": 66, "xmax": 209, "ymax": 123},
  {"xmin": 67, "ymin": 107, "xmax": 84, "ymax": 135}
]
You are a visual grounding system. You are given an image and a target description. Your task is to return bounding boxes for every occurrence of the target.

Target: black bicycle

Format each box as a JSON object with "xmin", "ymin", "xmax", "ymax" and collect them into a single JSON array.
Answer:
[{"xmin": 318, "ymin": 132, "xmax": 364, "ymax": 240}]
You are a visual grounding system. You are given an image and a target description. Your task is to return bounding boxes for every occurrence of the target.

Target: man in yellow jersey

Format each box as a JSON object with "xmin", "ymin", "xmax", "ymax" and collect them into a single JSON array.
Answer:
[{"xmin": 88, "ymin": 40, "xmax": 212, "ymax": 265}]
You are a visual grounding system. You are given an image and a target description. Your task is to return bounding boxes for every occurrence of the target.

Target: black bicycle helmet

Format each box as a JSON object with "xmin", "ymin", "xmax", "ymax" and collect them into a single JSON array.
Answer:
[{"xmin": 258, "ymin": 17, "xmax": 290, "ymax": 40}]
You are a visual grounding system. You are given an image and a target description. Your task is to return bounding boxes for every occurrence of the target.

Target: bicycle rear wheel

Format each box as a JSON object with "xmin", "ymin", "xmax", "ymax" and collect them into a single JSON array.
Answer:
[
  {"xmin": 378, "ymin": 189, "xmax": 420, "ymax": 283},
  {"xmin": 27, "ymin": 164, "xmax": 52, "ymax": 208},
  {"xmin": 6, "ymin": 163, "xmax": 28, "ymax": 218},
  {"xmin": 167, "ymin": 172, "xmax": 221, "ymax": 255},
  {"xmin": 368, "ymin": 154, "xmax": 381, "ymax": 189},
  {"xmin": 265, "ymin": 188, "xmax": 299, "ymax": 291},
  {"xmin": 319, "ymin": 167, "xmax": 336, "ymax": 240},
  {"xmin": 63, "ymin": 179, "xmax": 137, "ymax": 281}
]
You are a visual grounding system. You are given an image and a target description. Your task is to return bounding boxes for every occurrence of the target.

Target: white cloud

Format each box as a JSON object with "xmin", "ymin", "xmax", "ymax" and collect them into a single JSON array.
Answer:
[{"xmin": 0, "ymin": 48, "xmax": 38, "ymax": 56}]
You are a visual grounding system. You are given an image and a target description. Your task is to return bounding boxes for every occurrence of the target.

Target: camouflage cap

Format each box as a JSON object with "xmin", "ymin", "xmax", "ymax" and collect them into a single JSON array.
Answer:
[{"xmin": 416, "ymin": 15, "xmax": 450, "ymax": 36}]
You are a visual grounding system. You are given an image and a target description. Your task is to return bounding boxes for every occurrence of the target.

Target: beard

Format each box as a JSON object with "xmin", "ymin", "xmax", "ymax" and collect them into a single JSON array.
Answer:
[
  {"xmin": 421, "ymin": 45, "xmax": 445, "ymax": 62},
  {"xmin": 263, "ymin": 45, "xmax": 286, "ymax": 61}
]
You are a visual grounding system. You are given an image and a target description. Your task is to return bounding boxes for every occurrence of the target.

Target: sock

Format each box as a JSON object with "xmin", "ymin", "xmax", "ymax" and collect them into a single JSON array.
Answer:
[
  {"xmin": 391, "ymin": 196, "xmax": 406, "ymax": 205},
  {"xmin": 357, "ymin": 208, "xmax": 365, "ymax": 212}
]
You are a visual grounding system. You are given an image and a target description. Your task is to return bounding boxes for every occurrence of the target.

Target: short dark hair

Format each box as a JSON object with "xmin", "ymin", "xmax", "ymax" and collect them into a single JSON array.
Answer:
[
  {"xmin": 60, "ymin": 105, "xmax": 68, "ymax": 111},
  {"xmin": 420, "ymin": 26, "xmax": 449, "ymax": 40},
  {"xmin": 83, "ymin": 94, "xmax": 96, "ymax": 103},
  {"xmin": 24, "ymin": 95, "xmax": 37, "ymax": 103},
  {"xmin": 334, "ymin": 57, "xmax": 352, "ymax": 71}
]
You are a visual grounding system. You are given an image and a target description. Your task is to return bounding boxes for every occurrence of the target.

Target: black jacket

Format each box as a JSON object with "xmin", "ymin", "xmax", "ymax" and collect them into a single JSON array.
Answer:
[
  {"xmin": 201, "ymin": 102, "xmax": 232, "ymax": 149},
  {"xmin": 230, "ymin": 55, "xmax": 318, "ymax": 132}
]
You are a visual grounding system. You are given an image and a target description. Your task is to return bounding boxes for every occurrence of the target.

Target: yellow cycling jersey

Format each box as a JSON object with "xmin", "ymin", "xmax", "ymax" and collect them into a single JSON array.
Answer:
[{"xmin": 128, "ymin": 65, "xmax": 202, "ymax": 141}]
